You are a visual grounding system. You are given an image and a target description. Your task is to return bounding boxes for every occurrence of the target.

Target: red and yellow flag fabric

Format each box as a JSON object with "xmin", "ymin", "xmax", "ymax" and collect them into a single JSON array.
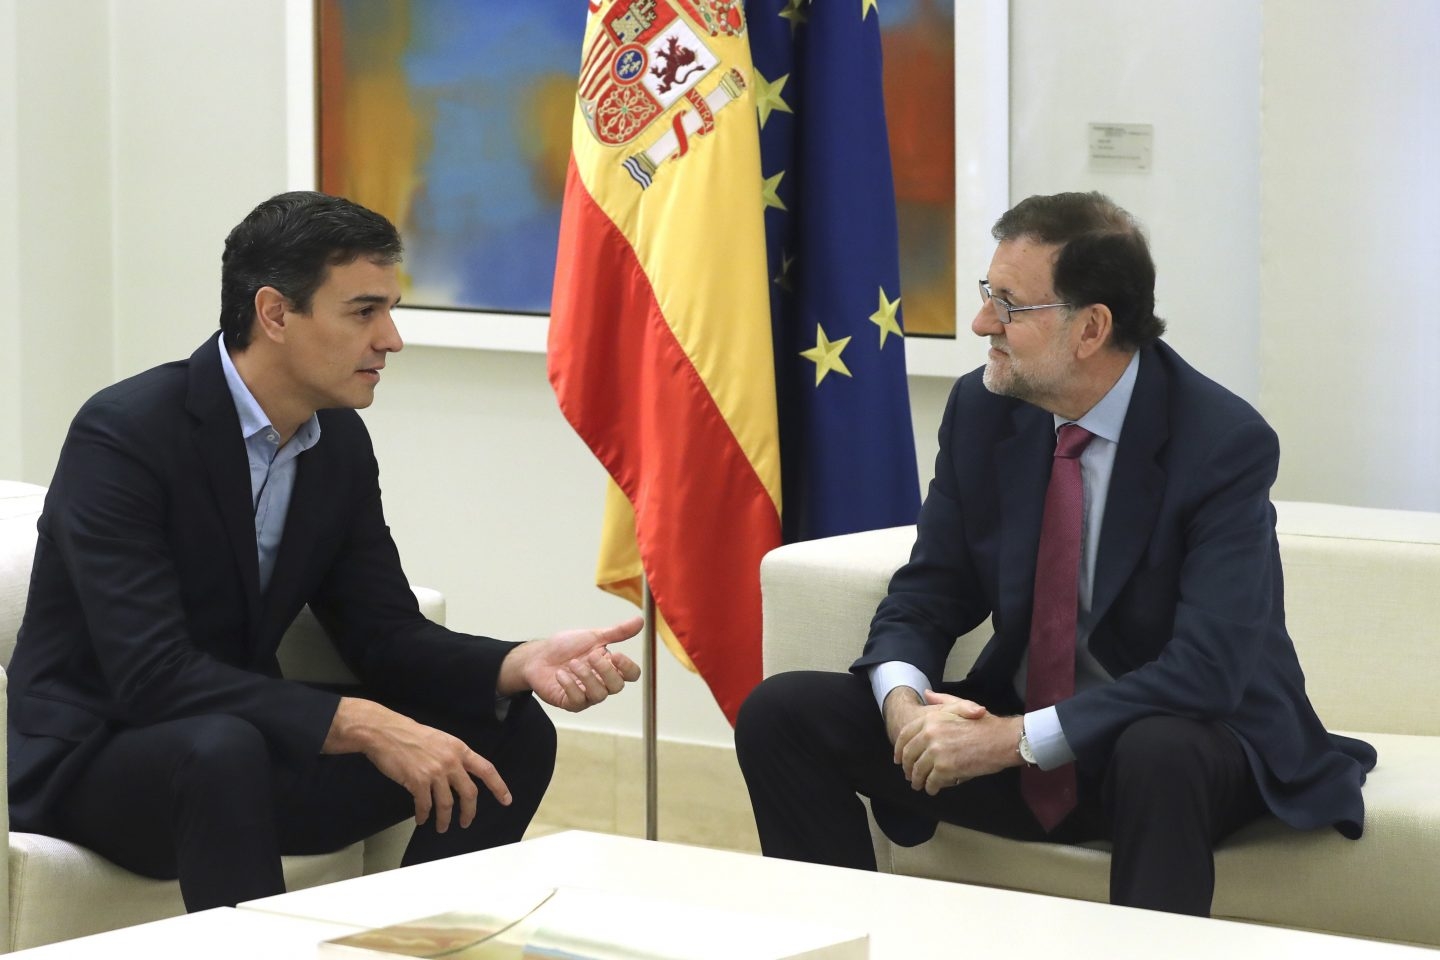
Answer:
[{"xmin": 548, "ymin": 0, "xmax": 780, "ymax": 724}]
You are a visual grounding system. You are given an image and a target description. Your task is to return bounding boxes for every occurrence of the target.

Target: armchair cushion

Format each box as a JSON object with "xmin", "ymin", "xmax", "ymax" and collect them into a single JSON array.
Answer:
[{"xmin": 5, "ymin": 832, "xmax": 362, "ymax": 952}]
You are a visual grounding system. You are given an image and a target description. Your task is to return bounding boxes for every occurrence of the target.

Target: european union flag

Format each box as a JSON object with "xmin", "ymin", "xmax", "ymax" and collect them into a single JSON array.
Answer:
[{"xmin": 748, "ymin": 0, "xmax": 922, "ymax": 543}]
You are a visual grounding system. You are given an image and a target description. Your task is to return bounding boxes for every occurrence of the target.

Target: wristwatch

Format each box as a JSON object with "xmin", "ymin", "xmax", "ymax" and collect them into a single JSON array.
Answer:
[{"xmin": 1017, "ymin": 728, "xmax": 1038, "ymax": 767}]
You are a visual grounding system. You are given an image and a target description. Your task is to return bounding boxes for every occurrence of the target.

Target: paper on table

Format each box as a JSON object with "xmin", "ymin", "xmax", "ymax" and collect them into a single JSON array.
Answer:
[{"xmin": 320, "ymin": 885, "xmax": 867, "ymax": 960}]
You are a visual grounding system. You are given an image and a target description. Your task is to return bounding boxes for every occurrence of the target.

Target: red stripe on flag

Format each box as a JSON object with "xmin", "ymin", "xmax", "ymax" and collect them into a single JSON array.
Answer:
[{"xmin": 549, "ymin": 158, "xmax": 781, "ymax": 723}]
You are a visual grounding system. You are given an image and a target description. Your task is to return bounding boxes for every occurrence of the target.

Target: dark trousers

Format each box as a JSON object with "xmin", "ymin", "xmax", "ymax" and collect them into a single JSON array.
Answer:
[
  {"xmin": 50, "ymin": 693, "xmax": 556, "ymax": 912},
  {"xmin": 734, "ymin": 671, "xmax": 1265, "ymax": 916}
]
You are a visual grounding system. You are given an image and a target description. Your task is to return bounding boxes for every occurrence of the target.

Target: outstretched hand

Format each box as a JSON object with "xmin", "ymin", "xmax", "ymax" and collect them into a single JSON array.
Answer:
[{"xmin": 498, "ymin": 616, "xmax": 643, "ymax": 712}]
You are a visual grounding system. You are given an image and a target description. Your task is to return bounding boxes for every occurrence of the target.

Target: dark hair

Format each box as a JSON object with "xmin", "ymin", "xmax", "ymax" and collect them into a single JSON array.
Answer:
[
  {"xmin": 991, "ymin": 192, "xmax": 1165, "ymax": 351},
  {"xmin": 219, "ymin": 191, "xmax": 403, "ymax": 349}
]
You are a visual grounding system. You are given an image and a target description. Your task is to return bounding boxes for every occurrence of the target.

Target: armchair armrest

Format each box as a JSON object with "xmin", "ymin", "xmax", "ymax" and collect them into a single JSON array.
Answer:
[
  {"xmin": 760, "ymin": 526, "xmax": 917, "ymax": 677},
  {"xmin": 761, "ymin": 526, "xmax": 992, "ymax": 682}
]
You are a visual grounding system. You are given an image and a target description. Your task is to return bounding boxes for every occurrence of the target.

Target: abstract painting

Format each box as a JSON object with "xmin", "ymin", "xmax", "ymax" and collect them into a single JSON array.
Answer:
[
  {"xmin": 318, "ymin": 1, "xmax": 582, "ymax": 314},
  {"xmin": 879, "ymin": 0, "xmax": 955, "ymax": 338},
  {"xmin": 318, "ymin": 0, "xmax": 956, "ymax": 336}
]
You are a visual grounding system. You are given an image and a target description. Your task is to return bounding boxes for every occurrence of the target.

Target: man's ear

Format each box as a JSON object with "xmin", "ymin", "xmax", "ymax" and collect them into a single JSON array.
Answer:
[
  {"xmin": 253, "ymin": 286, "xmax": 290, "ymax": 344},
  {"xmin": 1074, "ymin": 303, "xmax": 1114, "ymax": 360}
]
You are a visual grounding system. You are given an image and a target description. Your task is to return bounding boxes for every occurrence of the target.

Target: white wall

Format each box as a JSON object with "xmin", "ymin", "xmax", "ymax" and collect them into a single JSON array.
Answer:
[
  {"xmin": 8, "ymin": 0, "xmax": 116, "ymax": 485},
  {"xmin": 1259, "ymin": 0, "xmax": 1440, "ymax": 511},
  {"xmin": 0, "ymin": 1, "xmax": 21, "ymax": 480},
  {"xmin": 4, "ymin": 1, "xmax": 1437, "ymax": 751},
  {"xmin": 109, "ymin": 0, "xmax": 293, "ymax": 377},
  {"xmin": 1009, "ymin": 0, "xmax": 1263, "ymax": 403}
]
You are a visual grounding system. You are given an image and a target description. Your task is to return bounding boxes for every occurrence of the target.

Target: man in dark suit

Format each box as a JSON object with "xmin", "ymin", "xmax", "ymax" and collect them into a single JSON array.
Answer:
[
  {"xmin": 7, "ymin": 192, "xmax": 642, "ymax": 912},
  {"xmin": 735, "ymin": 192, "xmax": 1375, "ymax": 916}
]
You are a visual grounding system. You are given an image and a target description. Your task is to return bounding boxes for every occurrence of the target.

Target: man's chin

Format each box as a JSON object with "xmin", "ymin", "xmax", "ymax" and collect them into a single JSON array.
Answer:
[
  {"xmin": 981, "ymin": 361, "xmax": 1011, "ymax": 396},
  {"xmin": 334, "ymin": 388, "xmax": 377, "ymax": 410}
]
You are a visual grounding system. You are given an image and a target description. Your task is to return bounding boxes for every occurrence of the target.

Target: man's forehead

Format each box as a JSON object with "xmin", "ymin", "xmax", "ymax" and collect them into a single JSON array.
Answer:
[
  {"xmin": 988, "ymin": 237, "xmax": 1061, "ymax": 293},
  {"xmin": 316, "ymin": 256, "xmax": 401, "ymax": 297}
]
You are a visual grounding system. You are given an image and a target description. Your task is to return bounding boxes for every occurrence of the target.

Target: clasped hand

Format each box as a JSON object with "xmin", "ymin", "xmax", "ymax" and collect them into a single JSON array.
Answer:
[{"xmin": 890, "ymin": 690, "xmax": 1023, "ymax": 795}]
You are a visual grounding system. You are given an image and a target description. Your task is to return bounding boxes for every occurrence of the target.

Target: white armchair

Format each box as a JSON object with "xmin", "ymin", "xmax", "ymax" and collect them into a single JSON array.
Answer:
[
  {"xmin": 0, "ymin": 481, "xmax": 431, "ymax": 952},
  {"xmin": 760, "ymin": 503, "xmax": 1440, "ymax": 948}
]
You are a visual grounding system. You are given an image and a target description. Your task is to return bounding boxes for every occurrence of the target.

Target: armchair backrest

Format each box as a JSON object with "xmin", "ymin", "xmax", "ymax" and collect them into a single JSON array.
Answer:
[
  {"xmin": 760, "ymin": 501, "xmax": 1440, "ymax": 739},
  {"xmin": 1273, "ymin": 501, "xmax": 1440, "ymax": 736}
]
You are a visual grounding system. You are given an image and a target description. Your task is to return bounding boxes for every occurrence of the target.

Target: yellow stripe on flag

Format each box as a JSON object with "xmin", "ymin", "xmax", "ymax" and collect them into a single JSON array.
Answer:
[{"xmin": 595, "ymin": 478, "xmax": 697, "ymax": 674}]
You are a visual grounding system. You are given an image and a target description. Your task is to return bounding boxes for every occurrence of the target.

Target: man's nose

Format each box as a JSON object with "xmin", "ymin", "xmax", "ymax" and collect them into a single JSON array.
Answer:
[
  {"xmin": 378, "ymin": 310, "xmax": 404, "ymax": 353},
  {"xmin": 972, "ymin": 302, "xmax": 1003, "ymax": 338}
]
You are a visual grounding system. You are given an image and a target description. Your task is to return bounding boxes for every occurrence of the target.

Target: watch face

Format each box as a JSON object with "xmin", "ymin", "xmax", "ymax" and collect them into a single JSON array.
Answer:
[{"xmin": 1019, "ymin": 734, "xmax": 1037, "ymax": 765}]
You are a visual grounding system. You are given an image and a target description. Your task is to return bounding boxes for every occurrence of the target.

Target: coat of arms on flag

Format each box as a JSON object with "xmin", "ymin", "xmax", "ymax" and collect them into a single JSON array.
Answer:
[{"xmin": 577, "ymin": 0, "xmax": 750, "ymax": 189}]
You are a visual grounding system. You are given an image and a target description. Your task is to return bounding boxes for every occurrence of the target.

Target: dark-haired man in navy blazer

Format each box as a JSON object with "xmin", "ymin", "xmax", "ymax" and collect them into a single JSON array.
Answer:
[
  {"xmin": 8, "ymin": 192, "xmax": 642, "ymax": 912},
  {"xmin": 736, "ymin": 191, "xmax": 1374, "ymax": 916}
]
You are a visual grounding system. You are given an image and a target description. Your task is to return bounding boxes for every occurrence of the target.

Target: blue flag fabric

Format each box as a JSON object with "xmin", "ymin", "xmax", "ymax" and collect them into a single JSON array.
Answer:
[{"xmin": 747, "ymin": 0, "xmax": 922, "ymax": 543}]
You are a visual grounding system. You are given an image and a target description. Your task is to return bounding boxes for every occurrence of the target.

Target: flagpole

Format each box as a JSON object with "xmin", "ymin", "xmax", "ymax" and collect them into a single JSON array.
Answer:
[{"xmin": 641, "ymin": 576, "xmax": 659, "ymax": 841}]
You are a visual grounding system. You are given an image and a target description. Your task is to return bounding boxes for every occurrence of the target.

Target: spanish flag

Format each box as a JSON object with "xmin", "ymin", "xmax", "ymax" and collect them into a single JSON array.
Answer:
[{"xmin": 548, "ymin": 0, "xmax": 780, "ymax": 724}]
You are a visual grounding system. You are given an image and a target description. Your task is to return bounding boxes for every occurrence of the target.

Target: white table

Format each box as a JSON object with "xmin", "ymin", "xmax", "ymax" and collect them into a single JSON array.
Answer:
[
  {"xmin": 10, "ymin": 907, "xmax": 360, "ymax": 958},
  {"xmin": 240, "ymin": 830, "xmax": 1433, "ymax": 958}
]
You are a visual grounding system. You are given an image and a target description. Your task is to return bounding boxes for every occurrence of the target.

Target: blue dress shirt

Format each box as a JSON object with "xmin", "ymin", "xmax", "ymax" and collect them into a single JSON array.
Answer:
[{"xmin": 217, "ymin": 339, "xmax": 321, "ymax": 593}]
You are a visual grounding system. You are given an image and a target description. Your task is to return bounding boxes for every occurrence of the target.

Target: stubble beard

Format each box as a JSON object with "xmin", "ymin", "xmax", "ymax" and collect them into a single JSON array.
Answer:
[
  {"xmin": 981, "ymin": 355, "xmax": 1010, "ymax": 395},
  {"xmin": 982, "ymin": 344, "xmax": 1029, "ymax": 399},
  {"xmin": 982, "ymin": 340, "xmax": 1065, "ymax": 409}
]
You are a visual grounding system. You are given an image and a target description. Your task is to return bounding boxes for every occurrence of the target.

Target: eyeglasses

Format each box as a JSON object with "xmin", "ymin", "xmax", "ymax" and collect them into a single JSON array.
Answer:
[{"xmin": 979, "ymin": 279, "xmax": 1073, "ymax": 325}]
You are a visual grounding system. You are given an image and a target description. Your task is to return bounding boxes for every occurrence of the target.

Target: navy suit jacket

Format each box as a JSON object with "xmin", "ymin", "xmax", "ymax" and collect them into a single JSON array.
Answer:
[
  {"xmin": 853, "ymin": 340, "xmax": 1375, "ymax": 839},
  {"xmin": 7, "ymin": 335, "xmax": 517, "ymax": 831}
]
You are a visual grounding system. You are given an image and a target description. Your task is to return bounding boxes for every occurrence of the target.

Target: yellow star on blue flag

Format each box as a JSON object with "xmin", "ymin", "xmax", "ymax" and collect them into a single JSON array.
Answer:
[
  {"xmin": 869, "ymin": 287, "xmax": 903, "ymax": 347},
  {"xmin": 754, "ymin": 70, "xmax": 794, "ymax": 129},
  {"xmin": 779, "ymin": 0, "xmax": 809, "ymax": 34},
  {"xmin": 800, "ymin": 325, "xmax": 853, "ymax": 386},
  {"xmin": 762, "ymin": 171, "xmax": 788, "ymax": 212}
]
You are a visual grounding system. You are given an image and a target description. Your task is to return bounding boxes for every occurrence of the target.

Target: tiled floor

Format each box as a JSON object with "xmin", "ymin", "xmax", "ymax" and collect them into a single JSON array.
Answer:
[{"xmin": 526, "ymin": 729, "xmax": 760, "ymax": 854}]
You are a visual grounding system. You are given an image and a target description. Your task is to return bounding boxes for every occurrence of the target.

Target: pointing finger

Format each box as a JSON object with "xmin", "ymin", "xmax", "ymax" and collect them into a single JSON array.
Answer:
[
  {"xmin": 463, "ymin": 751, "xmax": 512, "ymax": 807},
  {"xmin": 596, "ymin": 617, "xmax": 644, "ymax": 645}
]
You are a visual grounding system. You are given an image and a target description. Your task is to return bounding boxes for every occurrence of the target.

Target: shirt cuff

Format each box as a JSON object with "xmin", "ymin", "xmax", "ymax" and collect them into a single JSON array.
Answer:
[
  {"xmin": 1024, "ymin": 707, "xmax": 1075, "ymax": 770},
  {"xmin": 869, "ymin": 661, "xmax": 931, "ymax": 714}
]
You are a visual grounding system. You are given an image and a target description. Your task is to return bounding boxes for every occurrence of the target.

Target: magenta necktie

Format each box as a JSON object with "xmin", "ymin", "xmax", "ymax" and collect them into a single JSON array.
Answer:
[{"xmin": 1021, "ymin": 423, "xmax": 1094, "ymax": 832}]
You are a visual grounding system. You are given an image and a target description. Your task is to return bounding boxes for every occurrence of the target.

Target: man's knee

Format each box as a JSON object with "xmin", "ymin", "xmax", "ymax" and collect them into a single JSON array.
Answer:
[
  {"xmin": 449, "ymin": 695, "xmax": 557, "ymax": 811},
  {"xmin": 1105, "ymin": 715, "xmax": 1234, "ymax": 800},
  {"xmin": 736, "ymin": 670, "xmax": 862, "ymax": 773},
  {"xmin": 167, "ymin": 715, "xmax": 274, "ymax": 809},
  {"xmin": 173, "ymin": 716, "xmax": 268, "ymax": 776},
  {"xmin": 505, "ymin": 696, "xmax": 557, "ymax": 779},
  {"xmin": 735, "ymin": 672, "xmax": 809, "ymax": 761}
]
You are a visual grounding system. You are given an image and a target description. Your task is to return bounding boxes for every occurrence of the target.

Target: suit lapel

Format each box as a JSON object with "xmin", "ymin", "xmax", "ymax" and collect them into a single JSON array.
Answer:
[
  {"xmin": 185, "ymin": 336, "xmax": 263, "ymax": 629},
  {"xmin": 995, "ymin": 402, "xmax": 1055, "ymax": 629},
  {"xmin": 1091, "ymin": 347, "xmax": 1168, "ymax": 624}
]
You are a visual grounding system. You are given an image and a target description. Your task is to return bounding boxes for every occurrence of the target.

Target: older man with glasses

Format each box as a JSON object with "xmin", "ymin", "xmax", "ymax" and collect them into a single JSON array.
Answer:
[{"xmin": 736, "ymin": 191, "xmax": 1375, "ymax": 917}]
